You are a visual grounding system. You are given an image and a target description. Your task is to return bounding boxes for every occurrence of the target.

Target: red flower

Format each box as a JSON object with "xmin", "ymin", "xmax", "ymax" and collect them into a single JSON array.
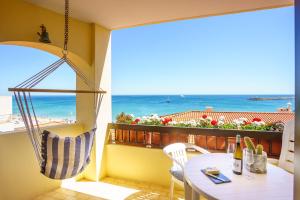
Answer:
[
  {"xmin": 244, "ymin": 121, "xmax": 251, "ymax": 125},
  {"xmin": 162, "ymin": 117, "xmax": 172, "ymax": 125},
  {"xmin": 202, "ymin": 115, "xmax": 208, "ymax": 119},
  {"xmin": 165, "ymin": 117, "xmax": 172, "ymax": 123},
  {"xmin": 134, "ymin": 118, "xmax": 140, "ymax": 123},
  {"xmin": 252, "ymin": 118, "xmax": 262, "ymax": 122},
  {"xmin": 211, "ymin": 120, "xmax": 218, "ymax": 126}
]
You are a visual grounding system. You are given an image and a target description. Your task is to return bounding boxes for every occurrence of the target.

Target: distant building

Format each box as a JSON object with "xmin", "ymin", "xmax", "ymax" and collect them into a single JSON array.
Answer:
[
  {"xmin": 163, "ymin": 110, "xmax": 294, "ymax": 123},
  {"xmin": 277, "ymin": 102, "xmax": 292, "ymax": 113},
  {"xmin": 0, "ymin": 96, "xmax": 12, "ymax": 123},
  {"xmin": 204, "ymin": 106, "xmax": 214, "ymax": 112}
]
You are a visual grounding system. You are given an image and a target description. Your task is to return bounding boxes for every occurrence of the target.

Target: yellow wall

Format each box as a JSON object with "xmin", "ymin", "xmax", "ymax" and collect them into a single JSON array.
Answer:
[
  {"xmin": 0, "ymin": 0, "xmax": 92, "ymax": 65},
  {"xmin": 103, "ymin": 144, "xmax": 201, "ymax": 188},
  {"xmin": 0, "ymin": 0, "xmax": 112, "ymax": 185},
  {"xmin": 75, "ymin": 24, "xmax": 112, "ymax": 181},
  {"xmin": 104, "ymin": 144, "xmax": 173, "ymax": 187},
  {"xmin": 93, "ymin": 24, "xmax": 112, "ymax": 180},
  {"xmin": 0, "ymin": 124, "xmax": 84, "ymax": 200}
]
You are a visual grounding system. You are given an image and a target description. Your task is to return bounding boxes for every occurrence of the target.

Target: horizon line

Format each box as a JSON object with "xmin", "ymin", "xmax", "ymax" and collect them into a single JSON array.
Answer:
[
  {"xmin": 1, "ymin": 93, "xmax": 295, "ymax": 96},
  {"xmin": 111, "ymin": 93, "xmax": 295, "ymax": 96}
]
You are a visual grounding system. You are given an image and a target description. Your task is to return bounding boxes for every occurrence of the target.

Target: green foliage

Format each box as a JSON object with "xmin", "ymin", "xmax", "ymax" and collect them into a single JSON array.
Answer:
[
  {"xmin": 244, "ymin": 137, "xmax": 256, "ymax": 152},
  {"xmin": 240, "ymin": 124, "xmax": 272, "ymax": 131},
  {"xmin": 218, "ymin": 123, "xmax": 238, "ymax": 130},
  {"xmin": 141, "ymin": 119, "xmax": 161, "ymax": 126},
  {"xmin": 116, "ymin": 112, "xmax": 133, "ymax": 124}
]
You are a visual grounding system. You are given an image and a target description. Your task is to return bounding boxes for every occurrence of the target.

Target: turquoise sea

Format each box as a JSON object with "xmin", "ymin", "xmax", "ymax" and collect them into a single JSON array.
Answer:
[{"xmin": 12, "ymin": 95, "xmax": 295, "ymax": 121}]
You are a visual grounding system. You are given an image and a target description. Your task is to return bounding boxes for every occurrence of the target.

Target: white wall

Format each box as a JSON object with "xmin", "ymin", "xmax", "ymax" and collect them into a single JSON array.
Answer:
[{"xmin": 0, "ymin": 96, "xmax": 12, "ymax": 122}]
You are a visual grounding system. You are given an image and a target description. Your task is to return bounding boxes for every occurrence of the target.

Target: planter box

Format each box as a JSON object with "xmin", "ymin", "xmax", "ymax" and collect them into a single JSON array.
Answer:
[{"xmin": 108, "ymin": 123, "xmax": 282, "ymax": 158}]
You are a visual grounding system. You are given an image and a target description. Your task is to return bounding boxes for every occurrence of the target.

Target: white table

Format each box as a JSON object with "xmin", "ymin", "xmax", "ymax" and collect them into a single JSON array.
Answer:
[{"xmin": 184, "ymin": 153, "xmax": 293, "ymax": 200}]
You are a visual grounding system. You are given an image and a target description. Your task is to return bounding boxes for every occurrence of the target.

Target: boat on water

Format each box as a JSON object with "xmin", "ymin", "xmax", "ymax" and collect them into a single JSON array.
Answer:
[{"xmin": 165, "ymin": 96, "xmax": 171, "ymax": 103}]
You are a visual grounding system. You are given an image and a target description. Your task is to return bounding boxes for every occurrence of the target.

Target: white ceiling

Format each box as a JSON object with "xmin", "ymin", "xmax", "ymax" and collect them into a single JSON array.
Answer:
[{"xmin": 24, "ymin": 0, "xmax": 293, "ymax": 30}]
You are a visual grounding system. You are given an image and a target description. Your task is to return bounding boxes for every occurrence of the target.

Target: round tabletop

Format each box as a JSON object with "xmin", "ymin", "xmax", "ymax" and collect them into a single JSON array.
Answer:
[{"xmin": 184, "ymin": 153, "xmax": 293, "ymax": 200}]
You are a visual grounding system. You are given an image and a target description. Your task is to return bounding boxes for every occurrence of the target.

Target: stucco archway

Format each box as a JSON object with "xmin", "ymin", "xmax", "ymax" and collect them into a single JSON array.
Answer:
[{"xmin": 0, "ymin": 41, "xmax": 92, "ymax": 75}]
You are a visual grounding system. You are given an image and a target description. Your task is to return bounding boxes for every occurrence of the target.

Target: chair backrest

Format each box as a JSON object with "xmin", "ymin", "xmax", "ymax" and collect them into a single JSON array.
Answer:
[
  {"xmin": 163, "ymin": 143, "xmax": 188, "ymax": 171},
  {"xmin": 278, "ymin": 120, "xmax": 294, "ymax": 173}
]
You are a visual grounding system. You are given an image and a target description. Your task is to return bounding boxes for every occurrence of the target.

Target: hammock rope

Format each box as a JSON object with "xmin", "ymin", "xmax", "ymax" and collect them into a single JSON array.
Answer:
[{"xmin": 9, "ymin": 0, "xmax": 106, "ymax": 179}]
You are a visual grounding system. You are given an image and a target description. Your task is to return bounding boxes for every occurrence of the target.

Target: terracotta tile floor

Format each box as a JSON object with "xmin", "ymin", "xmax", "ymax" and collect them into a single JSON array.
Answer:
[{"xmin": 34, "ymin": 177, "xmax": 184, "ymax": 200}]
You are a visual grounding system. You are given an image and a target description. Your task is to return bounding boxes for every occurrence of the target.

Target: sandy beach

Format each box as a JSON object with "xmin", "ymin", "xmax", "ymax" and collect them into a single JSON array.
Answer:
[{"xmin": 0, "ymin": 115, "xmax": 75, "ymax": 133}]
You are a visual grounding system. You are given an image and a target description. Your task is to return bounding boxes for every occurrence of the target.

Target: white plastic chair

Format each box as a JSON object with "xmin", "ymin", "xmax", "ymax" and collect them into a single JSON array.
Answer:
[
  {"xmin": 163, "ymin": 143, "xmax": 210, "ymax": 200},
  {"xmin": 268, "ymin": 120, "xmax": 294, "ymax": 173}
]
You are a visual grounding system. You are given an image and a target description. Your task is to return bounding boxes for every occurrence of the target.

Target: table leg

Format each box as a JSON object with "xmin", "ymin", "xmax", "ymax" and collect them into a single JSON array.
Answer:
[
  {"xmin": 192, "ymin": 190, "xmax": 200, "ymax": 200},
  {"xmin": 184, "ymin": 180, "xmax": 193, "ymax": 200}
]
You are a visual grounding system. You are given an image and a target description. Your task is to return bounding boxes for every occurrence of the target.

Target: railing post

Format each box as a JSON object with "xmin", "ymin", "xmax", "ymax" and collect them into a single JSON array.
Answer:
[
  {"xmin": 110, "ymin": 128, "xmax": 116, "ymax": 144},
  {"xmin": 121, "ymin": 129, "xmax": 124, "ymax": 142},
  {"xmin": 188, "ymin": 134, "xmax": 195, "ymax": 144},
  {"xmin": 146, "ymin": 132, "xmax": 152, "ymax": 148},
  {"xmin": 224, "ymin": 137, "xmax": 228, "ymax": 152},
  {"xmin": 160, "ymin": 132, "xmax": 163, "ymax": 147},
  {"xmin": 269, "ymin": 140, "xmax": 273, "ymax": 156}
]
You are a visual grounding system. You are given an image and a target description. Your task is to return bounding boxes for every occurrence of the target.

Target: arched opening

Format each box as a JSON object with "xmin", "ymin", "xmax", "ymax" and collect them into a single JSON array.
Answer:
[{"xmin": 0, "ymin": 44, "xmax": 82, "ymax": 132}]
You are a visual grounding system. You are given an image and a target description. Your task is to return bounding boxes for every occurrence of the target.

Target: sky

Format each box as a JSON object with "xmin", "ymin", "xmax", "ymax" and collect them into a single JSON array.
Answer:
[
  {"xmin": 0, "ymin": 7, "xmax": 294, "ymax": 96},
  {"xmin": 112, "ymin": 7, "xmax": 294, "ymax": 95},
  {"xmin": 0, "ymin": 46, "xmax": 76, "ymax": 95}
]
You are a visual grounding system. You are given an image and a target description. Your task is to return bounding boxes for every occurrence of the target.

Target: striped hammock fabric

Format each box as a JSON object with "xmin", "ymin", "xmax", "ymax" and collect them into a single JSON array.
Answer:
[{"xmin": 40, "ymin": 128, "xmax": 95, "ymax": 179}]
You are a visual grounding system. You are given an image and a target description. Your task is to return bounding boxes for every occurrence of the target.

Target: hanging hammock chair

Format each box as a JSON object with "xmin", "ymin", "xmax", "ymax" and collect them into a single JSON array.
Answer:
[{"xmin": 8, "ymin": 0, "xmax": 106, "ymax": 180}]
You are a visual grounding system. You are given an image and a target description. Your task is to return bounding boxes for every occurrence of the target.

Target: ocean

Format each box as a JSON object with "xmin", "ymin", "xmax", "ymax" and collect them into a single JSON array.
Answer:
[{"xmin": 12, "ymin": 95, "xmax": 295, "ymax": 121}]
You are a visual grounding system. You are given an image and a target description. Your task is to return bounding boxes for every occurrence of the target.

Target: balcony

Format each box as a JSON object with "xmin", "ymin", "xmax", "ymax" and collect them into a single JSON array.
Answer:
[
  {"xmin": 0, "ymin": 0, "xmax": 296, "ymax": 199},
  {"xmin": 27, "ymin": 123, "xmax": 284, "ymax": 200},
  {"xmin": 0, "ymin": 122, "xmax": 285, "ymax": 199}
]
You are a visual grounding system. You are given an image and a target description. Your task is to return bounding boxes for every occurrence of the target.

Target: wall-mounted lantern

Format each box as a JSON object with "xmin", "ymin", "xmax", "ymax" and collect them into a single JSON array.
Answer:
[{"xmin": 37, "ymin": 24, "xmax": 51, "ymax": 43}]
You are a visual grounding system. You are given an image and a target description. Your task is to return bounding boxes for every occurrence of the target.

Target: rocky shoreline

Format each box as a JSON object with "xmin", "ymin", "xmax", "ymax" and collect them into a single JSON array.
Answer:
[{"xmin": 248, "ymin": 97, "xmax": 294, "ymax": 101}]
